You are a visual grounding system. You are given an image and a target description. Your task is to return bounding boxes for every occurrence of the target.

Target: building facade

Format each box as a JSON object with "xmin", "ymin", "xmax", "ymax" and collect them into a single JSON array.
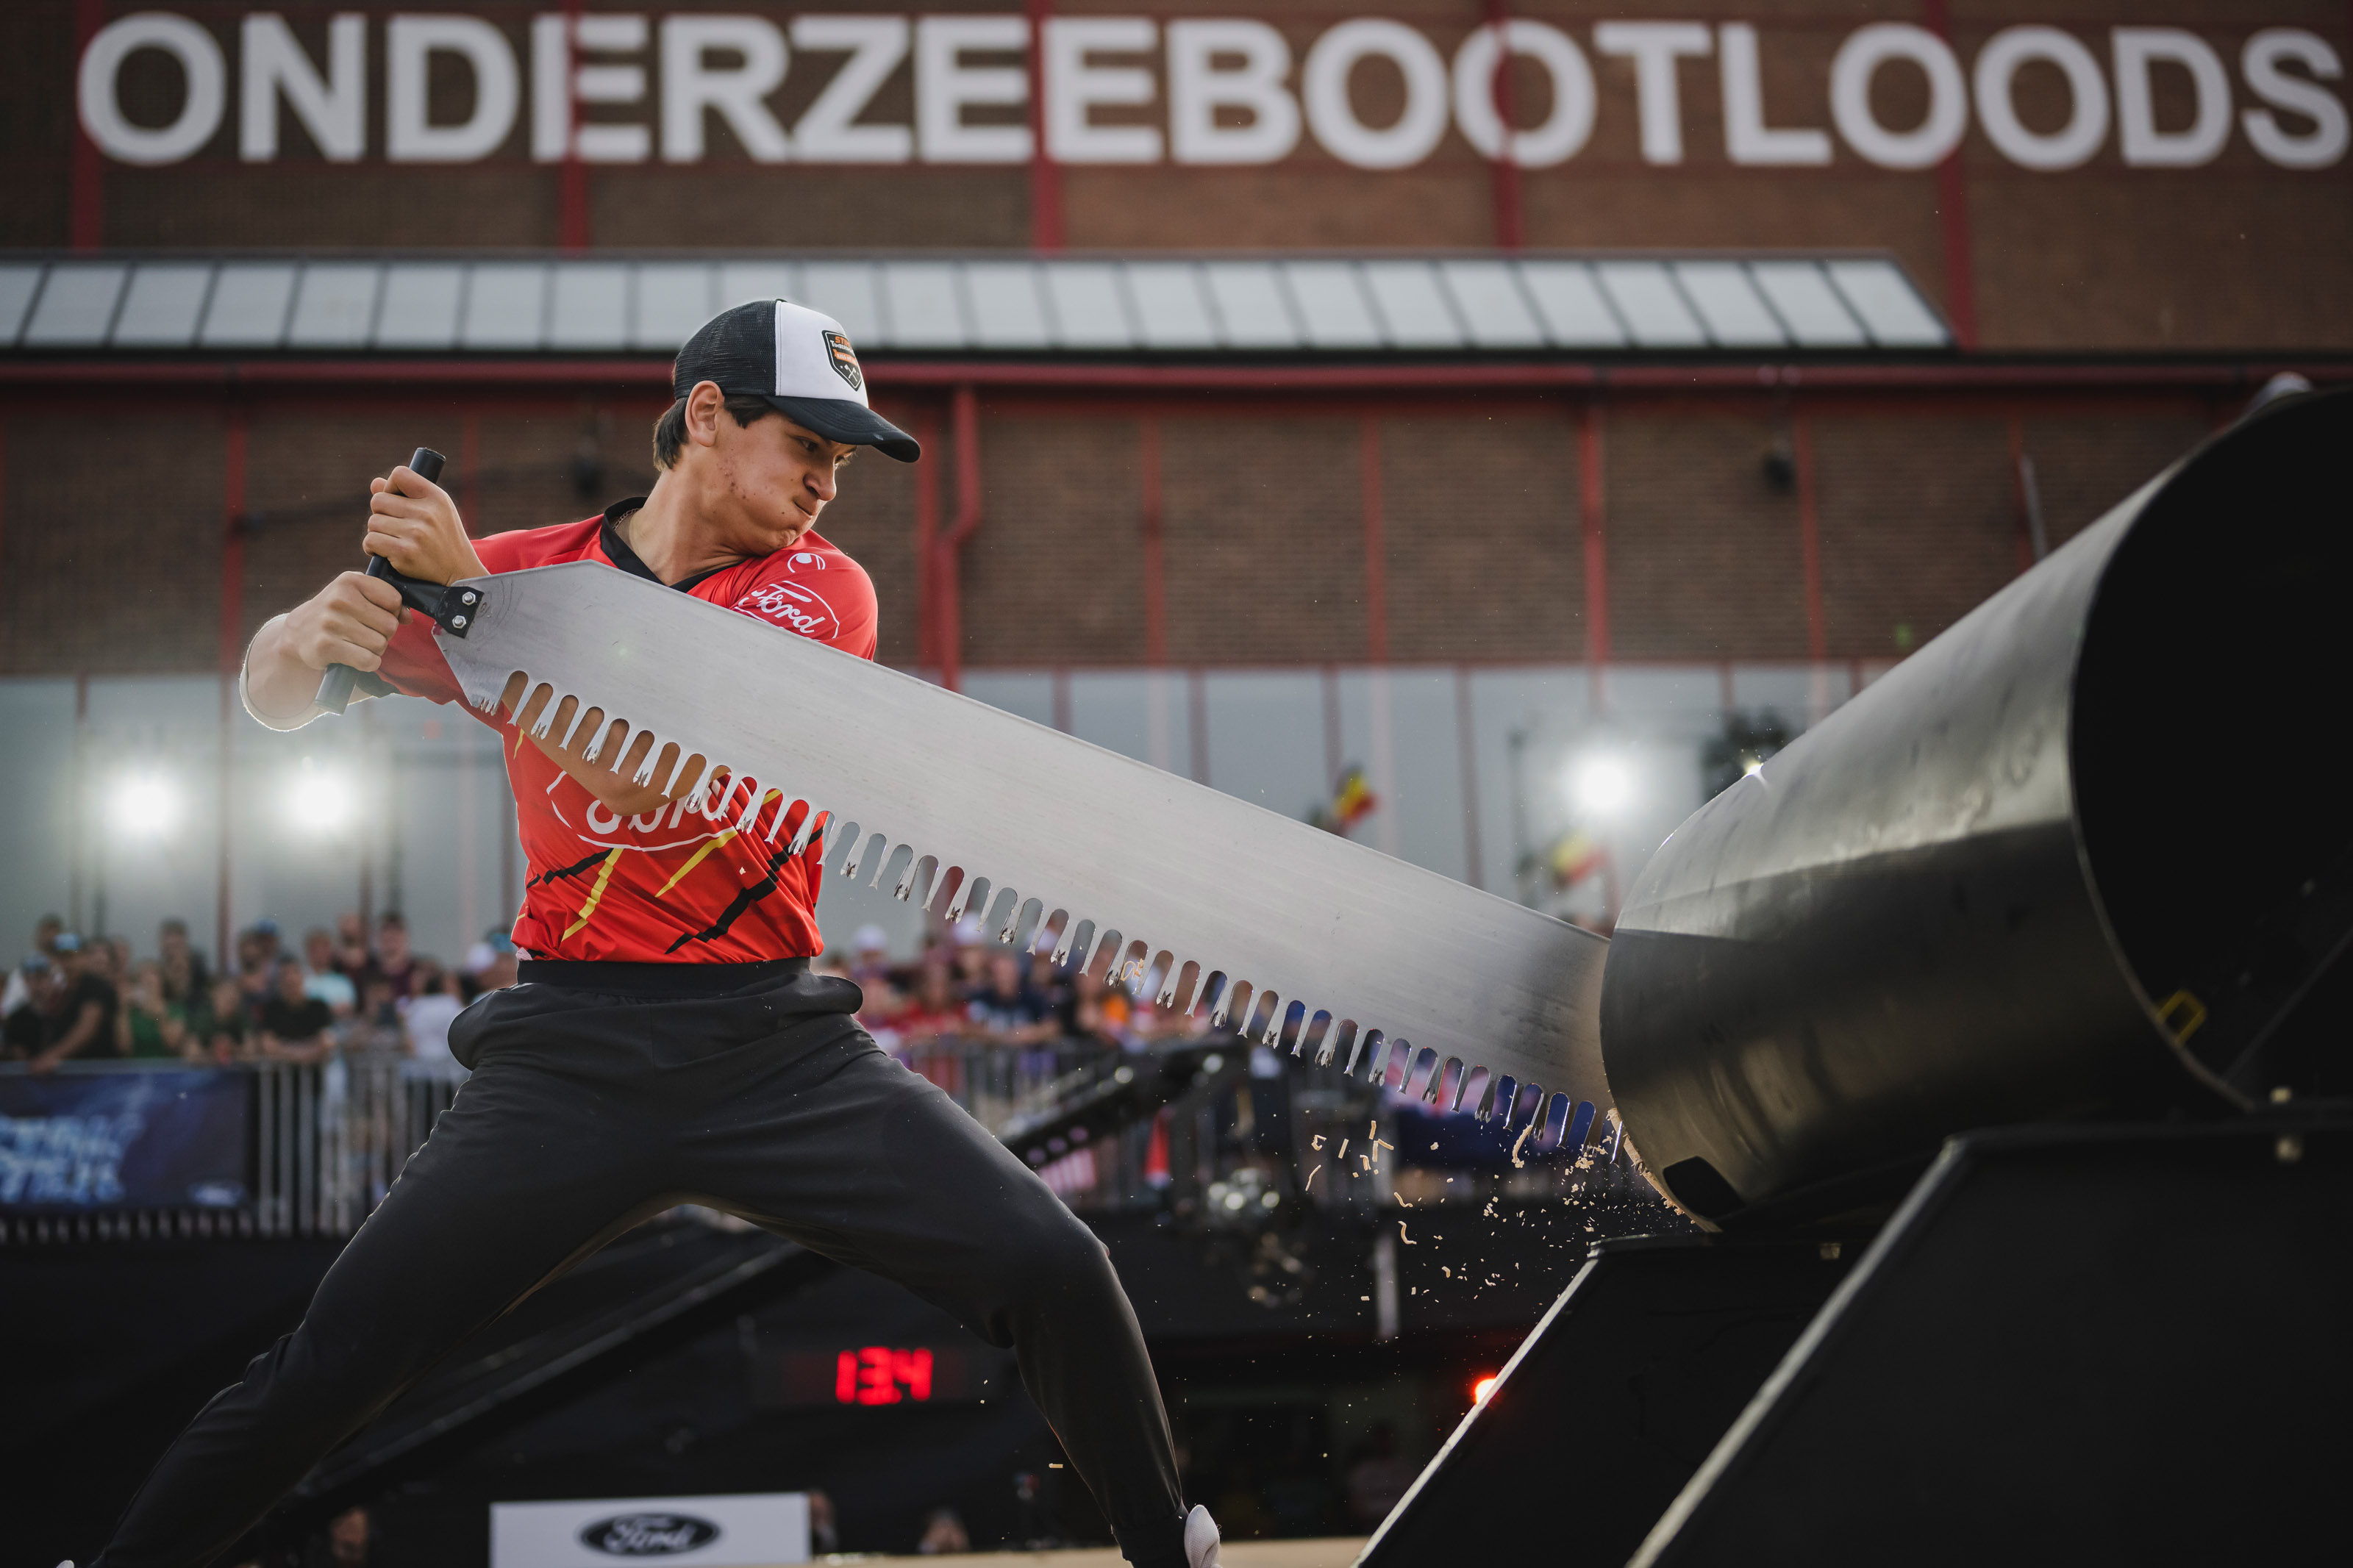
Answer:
[{"xmin": 1, "ymin": 1, "xmax": 2346, "ymax": 956}]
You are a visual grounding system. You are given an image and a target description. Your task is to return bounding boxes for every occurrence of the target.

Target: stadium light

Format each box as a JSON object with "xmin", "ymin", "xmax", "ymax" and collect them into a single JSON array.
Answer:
[
  {"xmin": 110, "ymin": 773, "xmax": 180, "ymax": 837},
  {"xmin": 286, "ymin": 759, "xmax": 357, "ymax": 833},
  {"xmin": 1567, "ymin": 752, "xmax": 1635, "ymax": 817}
]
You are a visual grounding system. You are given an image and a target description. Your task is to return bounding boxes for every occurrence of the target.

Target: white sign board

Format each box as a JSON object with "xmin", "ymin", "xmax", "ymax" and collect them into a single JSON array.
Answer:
[{"xmin": 491, "ymin": 1492, "xmax": 809, "ymax": 1567}]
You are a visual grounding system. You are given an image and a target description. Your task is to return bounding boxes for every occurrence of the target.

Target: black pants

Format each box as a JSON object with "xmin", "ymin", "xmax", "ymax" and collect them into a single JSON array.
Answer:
[{"xmin": 95, "ymin": 962, "xmax": 1187, "ymax": 1568}]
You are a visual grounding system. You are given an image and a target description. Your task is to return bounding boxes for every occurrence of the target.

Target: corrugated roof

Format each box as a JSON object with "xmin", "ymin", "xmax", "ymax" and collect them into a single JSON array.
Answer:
[{"xmin": 0, "ymin": 253, "xmax": 1950, "ymax": 357}]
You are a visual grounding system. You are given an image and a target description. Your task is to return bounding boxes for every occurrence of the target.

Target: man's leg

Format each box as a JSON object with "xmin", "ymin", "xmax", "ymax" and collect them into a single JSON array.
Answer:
[
  {"xmin": 682, "ymin": 1030, "xmax": 1190, "ymax": 1568},
  {"xmin": 94, "ymin": 1033, "xmax": 661, "ymax": 1568}
]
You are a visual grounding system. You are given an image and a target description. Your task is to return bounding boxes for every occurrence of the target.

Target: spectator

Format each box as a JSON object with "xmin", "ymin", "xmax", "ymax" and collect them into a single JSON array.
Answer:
[
  {"xmin": 967, "ymin": 951, "xmax": 1052, "ymax": 1042},
  {"xmin": 333, "ymin": 912, "xmax": 373, "ymax": 987},
  {"xmin": 235, "ymin": 923, "xmax": 282, "ymax": 1014},
  {"xmin": 118, "ymin": 960, "xmax": 188, "ymax": 1060},
  {"xmin": 462, "ymin": 930, "xmax": 518, "ymax": 1000},
  {"xmin": 204, "ymin": 976, "xmax": 253, "ymax": 1064},
  {"xmin": 402, "ymin": 959, "xmax": 466, "ymax": 1077},
  {"xmin": 915, "ymin": 1507, "xmax": 970, "ymax": 1555},
  {"xmin": 27, "ymin": 934, "xmax": 121, "ymax": 1075},
  {"xmin": 4, "ymin": 954, "xmax": 60, "ymax": 1060},
  {"xmin": 949, "ymin": 917, "xmax": 993, "ymax": 991},
  {"xmin": 2, "ymin": 914, "xmax": 65, "ymax": 1011},
  {"xmin": 1060, "ymin": 967, "xmax": 1131, "ymax": 1049},
  {"xmin": 301, "ymin": 927, "xmax": 357, "ymax": 1017},
  {"xmin": 257, "ymin": 959, "xmax": 335, "ymax": 1065},
  {"xmin": 157, "ymin": 917, "xmax": 212, "ymax": 1009},
  {"xmin": 1027, "ymin": 950, "xmax": 1072, "ymax": 1017},
  {"xmin": 893, "ymin": 962, "xmax": 968, "ymax": 1047},
  {"xmin": 343, "ymin": 975, "xmax": 410, "ymax": 1065},
  {"xmin": 3, "ymin": 918, "xmax": 63, "ymax": 1037},
  {"xmin": 374, "ymin": 912, "xmax": 419, "ymax": 1000}
]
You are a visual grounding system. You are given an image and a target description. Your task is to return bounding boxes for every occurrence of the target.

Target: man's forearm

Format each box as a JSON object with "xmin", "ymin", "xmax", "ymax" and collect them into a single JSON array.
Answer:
[{"xmin": 243, "ymin": 614, "xmax": 327, "ymax": 731}]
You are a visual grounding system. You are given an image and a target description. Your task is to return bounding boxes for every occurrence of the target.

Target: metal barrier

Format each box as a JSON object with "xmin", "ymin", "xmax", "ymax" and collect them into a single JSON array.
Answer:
[
  {"xmin": 6, "ymin": 1034, "xmax": 1552, "ymax": 1241},
  {"xmin": 1, "ymin": 1059, "xmax": 463, "ymax": 1245}
]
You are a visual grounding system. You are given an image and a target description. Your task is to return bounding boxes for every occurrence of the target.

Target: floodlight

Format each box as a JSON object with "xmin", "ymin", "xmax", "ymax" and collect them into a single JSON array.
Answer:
[
  {"xmin": 1568, "ymin": 753, "xmax": 1635, "ymax": 815},
  {"xmin": 110, "ymin": 773, "xmax": 180, "ymax": 836},
  {"xmin": 287, "ymin": 760, "xmax": 357, "ymax": 832}
]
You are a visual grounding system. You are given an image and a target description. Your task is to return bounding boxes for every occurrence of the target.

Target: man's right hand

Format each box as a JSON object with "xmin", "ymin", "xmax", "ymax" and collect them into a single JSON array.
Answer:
[
  {"xmin": 282, "ymin": 570, "xmax": 407, "ymax": 674},
  {"xmin": 241, "ymin": 571, "xmax": 409, "ymax": 728},
  {"xmin": 283, "ymin": 576, "xmax": 409, "ymax": 676}
]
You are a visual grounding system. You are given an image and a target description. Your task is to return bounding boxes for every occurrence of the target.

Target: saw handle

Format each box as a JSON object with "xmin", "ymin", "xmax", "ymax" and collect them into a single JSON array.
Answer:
[{"xmin": 316, "ymin": 448, "xmax": 481, "ymax": 715}]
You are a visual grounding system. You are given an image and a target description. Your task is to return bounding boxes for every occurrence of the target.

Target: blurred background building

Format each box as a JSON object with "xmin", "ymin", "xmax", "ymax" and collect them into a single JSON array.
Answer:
[{"xmin": 2, "ymin": 2, "xmax": 2347, "ymax": 1560}]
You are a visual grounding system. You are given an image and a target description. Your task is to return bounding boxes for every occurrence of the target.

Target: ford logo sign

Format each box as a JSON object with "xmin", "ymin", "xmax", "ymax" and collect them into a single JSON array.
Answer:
[{"xmin": 579, "ymin": 1513, "xmax": 723, "ymax": 1555}]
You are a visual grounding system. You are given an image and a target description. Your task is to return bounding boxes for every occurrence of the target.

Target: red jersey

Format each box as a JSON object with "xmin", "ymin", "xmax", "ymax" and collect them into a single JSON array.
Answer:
[{"xmin": 375, "ymin": 501, "xmax": 878, "ymax": 962}]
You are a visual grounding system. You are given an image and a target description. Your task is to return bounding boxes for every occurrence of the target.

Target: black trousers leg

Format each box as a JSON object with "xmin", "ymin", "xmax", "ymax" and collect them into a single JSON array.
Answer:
[
  {"xmin": 93, "ymin": 1048, "xmax": 663, "ymax": 1568},
  {"xmin": 95, "ymin": 971, "xmax": 1188, "ymax": 1568},
  {"xmin": 676, "ymin": 1031, "xmax": 1189, "ymax": 1568}
]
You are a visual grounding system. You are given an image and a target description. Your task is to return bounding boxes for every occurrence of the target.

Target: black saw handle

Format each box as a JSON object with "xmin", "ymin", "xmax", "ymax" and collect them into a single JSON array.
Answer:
[{"xmin": 316, "ymin": 447, "xmax": 448, "ymax": 715}]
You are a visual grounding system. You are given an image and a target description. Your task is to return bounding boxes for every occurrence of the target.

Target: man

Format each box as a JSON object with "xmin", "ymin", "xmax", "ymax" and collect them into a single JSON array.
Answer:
[
  {"xmin": 298, "ymin": 928, "xmax": 356, "ymax": 1017},
  {"xmin": 157, "ymin": 918, "xmax": 211, "ymax": 1011},
  {"xmin": 26, "ymin": 933, "xmax": 118, "ymax": 1075},
  {"xmin": 255, "ymin": 959, "xmax": 335, "ymax": 1066},
  {"xmin": 80, "ymin": 301, "xmax": 1220, "ymax": 1568}
]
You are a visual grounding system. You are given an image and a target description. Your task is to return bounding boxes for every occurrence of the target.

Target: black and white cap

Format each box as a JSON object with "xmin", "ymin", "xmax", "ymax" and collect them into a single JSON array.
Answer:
[{"xmin": 674, "ymin": 299, "xmax": 920, "ymax": 462}]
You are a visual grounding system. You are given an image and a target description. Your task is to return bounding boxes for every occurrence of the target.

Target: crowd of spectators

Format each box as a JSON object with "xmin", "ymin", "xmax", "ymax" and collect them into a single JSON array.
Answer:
[
  {"xmin": 818, "ymin": 917, "xmax": 1200, "ymax": 1056},
  {"xmin": 1, "ymin": 911, "xmax": 517, "ymax": 1077},
  {"xmin": 4, "ymin": 909, "xmax": 1202, "ymax": 1075}
]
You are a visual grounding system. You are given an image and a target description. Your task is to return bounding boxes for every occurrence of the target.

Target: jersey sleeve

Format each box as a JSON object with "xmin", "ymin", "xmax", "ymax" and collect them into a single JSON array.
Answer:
[{"xmin": 729, "ymin": 556, "xmax": 879, "ymax": 660}]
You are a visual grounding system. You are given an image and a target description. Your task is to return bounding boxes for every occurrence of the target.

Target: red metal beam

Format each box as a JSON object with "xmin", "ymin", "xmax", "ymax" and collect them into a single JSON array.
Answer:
[
  {"xmin": 913, "ymin": 403, "xmax": 943, "ymax": 667},
  {"xmin": 217, "ymin": 407, "xmax": 249, "ymax": 973},
  {"xmin": 1360, "ymin": 415, "xmax": 1388, "ymax": 662},
  {"xmin": 1482, "ymin": 2, "xmax": 1526, "ymax": 251},
  {"xmin": 935, "ymin": 385, "xmax": 984, "ymax": 691},
  {"xmin": 1026, "ymin": 0, "xmax": 1063, "ymax": 251}
]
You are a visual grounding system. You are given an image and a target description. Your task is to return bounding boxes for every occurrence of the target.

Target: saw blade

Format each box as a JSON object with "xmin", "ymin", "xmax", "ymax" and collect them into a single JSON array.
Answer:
[{"xmin": 435, "ymin": 561, "xmax": 1610, "ymax": 1141}]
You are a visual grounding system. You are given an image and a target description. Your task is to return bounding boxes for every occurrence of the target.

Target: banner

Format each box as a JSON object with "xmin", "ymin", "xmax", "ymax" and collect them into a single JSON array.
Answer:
[
  {"xmin": 492, "ymin": 1492, "xmax": 809, "ymax": 1567},
  {"xmin": 0, "ymin": 1069, "xmax": 249, "ymax": 1212}
]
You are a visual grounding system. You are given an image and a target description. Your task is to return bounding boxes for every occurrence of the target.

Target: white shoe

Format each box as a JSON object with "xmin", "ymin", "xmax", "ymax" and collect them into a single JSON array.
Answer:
[{"xmin": 1182, "ymin": 1504, "xmax": 1221, "ymax": 1568}]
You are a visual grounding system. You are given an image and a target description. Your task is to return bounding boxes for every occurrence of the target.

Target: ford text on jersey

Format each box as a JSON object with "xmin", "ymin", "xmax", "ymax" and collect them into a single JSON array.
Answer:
[{"xmin": 375, "ymin": 502, "xmax": 879, "ymax": 962}]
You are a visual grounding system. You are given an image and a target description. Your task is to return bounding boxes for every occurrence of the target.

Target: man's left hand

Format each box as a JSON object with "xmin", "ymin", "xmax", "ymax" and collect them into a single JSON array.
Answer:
[{"xmin": 365, "ymin": 465, "xmax": 489, "ymax": 585}]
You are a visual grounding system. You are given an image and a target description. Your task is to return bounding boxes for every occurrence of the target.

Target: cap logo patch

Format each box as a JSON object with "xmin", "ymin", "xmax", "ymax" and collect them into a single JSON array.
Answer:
[{"xmin": 822, "ymin": 329, "xmax": 863, "ymax": 393}]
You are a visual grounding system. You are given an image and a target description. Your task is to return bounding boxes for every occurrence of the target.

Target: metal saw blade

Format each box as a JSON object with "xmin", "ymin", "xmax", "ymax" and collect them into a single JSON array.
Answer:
[{"xmin": 435, "ymin": 561, "xmax": 1611, "ymax": 1140}]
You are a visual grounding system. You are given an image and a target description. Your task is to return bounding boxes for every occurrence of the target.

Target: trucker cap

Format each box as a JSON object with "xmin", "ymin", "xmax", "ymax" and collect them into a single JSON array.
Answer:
[{"xmin": 674, "ymin": 299, "xmax": 921, "ymax": 462}]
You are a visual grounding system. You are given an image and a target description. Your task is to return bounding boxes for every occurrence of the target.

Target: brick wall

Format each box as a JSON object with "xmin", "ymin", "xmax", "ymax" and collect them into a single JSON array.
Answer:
[
  {"xmin": 1809, "ymin": 412, "xmax": 2018, "ymax": 659},
  {"xmin": 1378, "ymin": 412, "xmax": 1585, "ymax": 663},
  {"xmin": 1607, "ymin": 412, "xmax": 1812, "ymax": 662},
  {"xmin": 964, "ymin": 414, "xmax": 1146, "ymax": 666},
  {"xmin": 1160, "ymin": 415, "xmax": 1368, "ymax": 666},
  {"xmin": 0, "ymin": 391, "xmax": 2224, "ymax": 678},
  {"xmin": 1, "ymin": 410, "xmax": 225, "ymax": 673}
]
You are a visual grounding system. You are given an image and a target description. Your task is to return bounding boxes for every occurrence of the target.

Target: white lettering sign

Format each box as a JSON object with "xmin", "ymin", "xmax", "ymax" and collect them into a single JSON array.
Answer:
[{"xmin": 72, "ymin": 13, "xmax": 2351, "ymax": 173}]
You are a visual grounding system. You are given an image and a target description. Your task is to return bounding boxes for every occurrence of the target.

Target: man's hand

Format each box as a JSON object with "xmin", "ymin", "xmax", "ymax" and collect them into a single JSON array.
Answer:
[
  {"xmin": 281, "ymin": 572, "xmax": 407, "ymax": 676},
  {"xmin": 366, "ymin": 465, "xmax": 488, "ymax": 586}
]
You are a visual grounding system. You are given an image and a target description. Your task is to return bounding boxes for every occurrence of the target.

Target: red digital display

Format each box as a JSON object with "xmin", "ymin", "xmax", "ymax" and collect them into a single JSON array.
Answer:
[{"xmin": 835, "ymin": 1345, "xmax": 936, "ymax": 1406}]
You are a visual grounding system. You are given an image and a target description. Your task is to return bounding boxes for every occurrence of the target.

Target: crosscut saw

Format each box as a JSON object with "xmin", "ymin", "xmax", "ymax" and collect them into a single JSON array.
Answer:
[{"xmin": 433, "ymin": 562, "xmax": 1613, "ymax": 1145}]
